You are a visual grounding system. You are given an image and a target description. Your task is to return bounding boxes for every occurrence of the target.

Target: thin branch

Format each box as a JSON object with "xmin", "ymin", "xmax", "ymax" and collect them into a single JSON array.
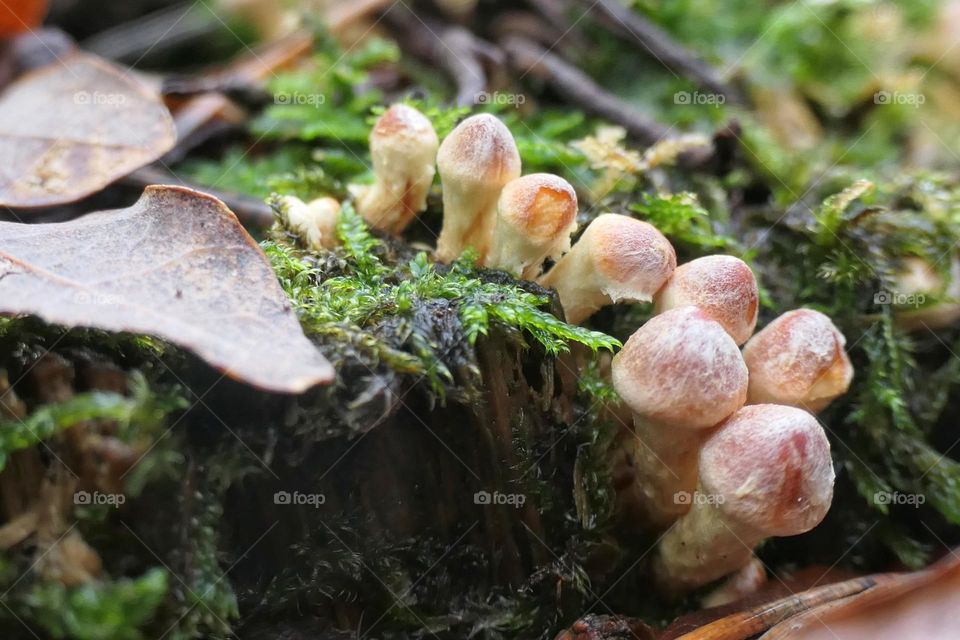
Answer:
[
  {"xmin": 575, "ymin": 0, "xmax": 744, "ymax": 105},
  {"xmin": 385, "ymin": 5, "xmax": 502, "ymax": 107},
  {"xmin": 501, "ymin": 36, "xmax": 670, "ymax": 145}
]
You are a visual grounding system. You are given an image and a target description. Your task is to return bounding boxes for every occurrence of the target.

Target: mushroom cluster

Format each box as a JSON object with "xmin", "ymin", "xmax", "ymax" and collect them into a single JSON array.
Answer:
[
  {"xmin": 605, "ymin": 249, "xmax": 852, "ymax": 593},
  {"xmin": 654, "ymin": 404, "xmax": 835, "ymax": 592},
  {"xmin": 295, "ymin": 109, "xmax": 853, "ymax": 594}
]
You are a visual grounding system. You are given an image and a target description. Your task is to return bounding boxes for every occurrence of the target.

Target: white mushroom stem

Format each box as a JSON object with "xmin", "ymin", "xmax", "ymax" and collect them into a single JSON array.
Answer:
[
  {"xmin": 654, "ymin": 404, "xmax": 835, "ymax": 593},
  {"xmin": 742, "ymin": 309, "xmax": 854, "ymax": 412},
  {"xmin": 435, "ymin": 114, "xmax": 521, "ymax": 262},
  {"xmin": 355, "ymin": 104, "xmax": 438, "ymax": 234},
  {"xmin": 278, "ymin": 196, "xmax": 341, "ymax": 251},
  {"xmin": 484, "ymin": 173, "xmax": 578, "ymax": 279},
  {"xmin": 654, "ymin": 255, "xmax": 759, "ymax": 345},
  {"xmin": 611, "ymin": 306, "xmax": 748, "ymax": 529},
  {"xmin": 538, "ymin": 213, "xmax": 676, "ymax": 324}
]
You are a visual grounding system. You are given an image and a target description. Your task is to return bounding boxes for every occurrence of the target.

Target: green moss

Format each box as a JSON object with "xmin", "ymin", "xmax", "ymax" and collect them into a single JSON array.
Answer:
[
  {"xmin": 11, "ymin": 569, "xmax": 169, "ymax": 640},
  {"xmin": 629, "ymin": 191, "xmax": 736, "ymax": 252},
  {"xmin": 267, "ymin": 204, "xmax": 619, "ymax": 398}
]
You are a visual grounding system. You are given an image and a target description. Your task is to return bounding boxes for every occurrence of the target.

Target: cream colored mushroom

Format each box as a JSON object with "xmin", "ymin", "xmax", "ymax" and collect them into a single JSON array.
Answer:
[
  {"xmin": 612, "ymin": 306, "xmax": 748, "ymax": 529},
  {"xmin": 355, "ymin": 104, "xmax": 438, "ymax": 234},
  {"xmin": 743, "ymin": 309, "xmax": 853, "ymax": 412},
  {"xmin": 435, "ymin": 114, "xmax": 521, "ymax": 262},
  {"xmin": 484, "ymin": 173, "xmax": 578, "ymax": 279},
  {"xmin": 891, "ymin": 255, "xmax": 960, "ymax": 330},
  {"xmin": 538, "ymin": 214, "xmax": 676, "ymax": 324},
  {"xmin": 654, "ymin": 404, "xmax": 834, "ymax": 593},
  {"xmin": 655, "ymin": 255, "xmax": 759, "ymax": 345},
  {"xmin": 278, "ymin": 195, "xmax": 341, "ymax": 251}
]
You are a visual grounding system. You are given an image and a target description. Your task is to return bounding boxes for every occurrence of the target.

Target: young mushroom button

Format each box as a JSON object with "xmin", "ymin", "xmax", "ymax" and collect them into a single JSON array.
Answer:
[
  {"xmin": 611, "ymin": 306, "xmax": 749, "ymax": 529},
  {"xmin": 743, "ymin": 309, "xmax": 854, "ymax": 412},
  {"xmin": 356, "ymin": 104, "xmax": 439, "ymax": 234},
  {"xmin": 435, "ymin": 114, "xmax": 522, "ymax": 262},
  {"xmin": 277, "ymin": 196, "xmax": 342, "ymax": 251},
  {"xmin": 654, "ymin": 255, "xmax": 759, "ymax": 345},
  {"xmin": 484, "ymin": 173, "xmax": 578, "ymax": 279},
  {"xmin": 654, "ymin": 404, "xmax": 835, "ymax": 593},
  {"xmin": 538, "ymin": 213, "xmax": 676, "ymax": 324}
]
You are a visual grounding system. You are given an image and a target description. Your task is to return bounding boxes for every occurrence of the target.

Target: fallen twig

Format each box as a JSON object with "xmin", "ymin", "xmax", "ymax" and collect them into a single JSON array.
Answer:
[
  {"xmin": 574, "ymin": 0, "xmax": 743, "ymax": 105},
  {"xmin": 501, "ymin": 35, "xmax": 670, "ymax": 145},
  {"xmin": 385, "ymin": 5, "xmax": 502, "ymax": 107}
]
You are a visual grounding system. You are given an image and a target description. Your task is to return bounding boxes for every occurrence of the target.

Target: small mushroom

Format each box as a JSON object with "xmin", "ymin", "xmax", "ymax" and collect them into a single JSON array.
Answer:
[
  {"xmin": 278, "ymin": 195, "xmax": 341, "ymax": 251},
  {"xmin": 355, "ymin": 104, "xmax": 439, "ymax": 234},
  {"xmin": 654, "ymin": 255, "xmax": 759, "ymax": 345},
  {"xmin": 654, "ymin": 404, "xmax": 835, "ymax": 593},
  {"xmin": 484, "ymin": 173, "xmax": 578, "ymax": 279},
  {"xmin": 538, "ymin": 214, "xmax": 676, "ymax": 324},
  {"xmin": 891, "ymin": 255, "xmax": 960, "ymax": 330},
  {"xmin": 435, "ymin": 114, "xmax": 521, "ymax": 262},
  {"xmin": 611, "ymin": 306, "xmax": 748, "ymax": 529},
  {"xmin": 743, "ymin": 309, "xmax": 853, "ymax": 412}
]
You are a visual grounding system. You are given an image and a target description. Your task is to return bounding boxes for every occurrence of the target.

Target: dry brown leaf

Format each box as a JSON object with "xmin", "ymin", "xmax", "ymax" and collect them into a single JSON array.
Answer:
[
  {"xmin": 0, "ymin": 51, "xmax": 175, "ymax": 208},
  {"xmin": 761, "ymin": 552, "xmax": 960, "ymax": 640},
  {"xmin": 0, "ymin": 185, "xmax": 334, "ymax": 393}
]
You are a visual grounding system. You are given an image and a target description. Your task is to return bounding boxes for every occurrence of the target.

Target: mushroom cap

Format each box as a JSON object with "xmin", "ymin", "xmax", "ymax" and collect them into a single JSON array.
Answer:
[
  {"xmin": 655, "ymin": 255, "xmax": 759, "ymax": 345},
  {"xmin": 436, "ymin": 113, "xmax": 521, "ymax": 190},
  {"xmin": 369, "ymin": 104, "xmax": 439, "ymax": 176},
  {"xmin": 497, "ymin": 173, "xmax": 577, "ymax": 243},
  {"xmin": 743, "ymin": 309, "xmax": 854, "ymax": 412},
  {"xmin": 370, "ymin": 104, "xmax": 437, "ymax": 149},
  {"xmin": 700, "ymin": 404, "xmax": 834, "ymax": 537},
  {"xmin": 585, "ymin": 214, "xmax": 677, "ymax": 303},
  {"xmin": 612, "ymin": 306, "xmax": 748, "ymax": 429}
]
